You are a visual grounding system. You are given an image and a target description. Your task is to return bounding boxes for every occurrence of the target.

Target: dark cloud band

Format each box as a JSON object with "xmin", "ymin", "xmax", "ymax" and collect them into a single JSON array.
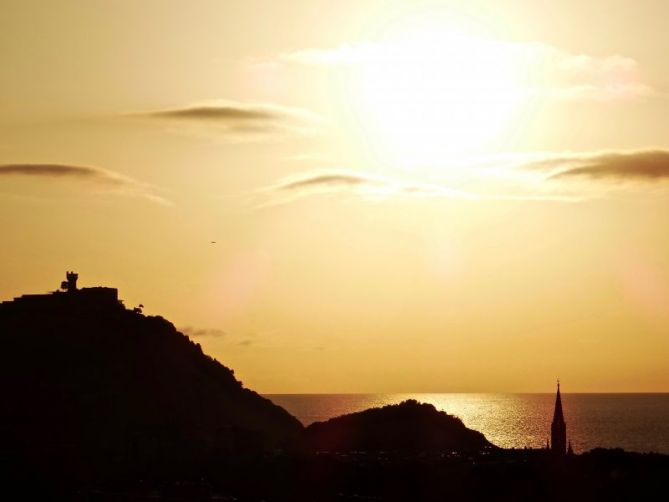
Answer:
[
  {"xmin": 143, "ymin": 106, "xmax": 279, "ymax": 122},
  {"xmin": 130, "ymin": 101, "xmax": 319, "ymax": 139},
  {"xmin": 0, "ymin": 163, "xmax": 169, "ymax": 204},
  {"xmin": 549, "ymin": 151, "xmax": 669, "ymax": 180},
  {"xmin": 278, "ymin": 172, "xmax": 381, "ymax": 191},
  {"xmin": 0, "ymin": 163, "xmax": 124, "ymax": 184}
]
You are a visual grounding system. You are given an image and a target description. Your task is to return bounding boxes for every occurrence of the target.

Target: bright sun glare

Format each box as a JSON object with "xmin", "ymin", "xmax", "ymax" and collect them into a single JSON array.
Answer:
[{"xmin": 348, "ymin": 27, "xmax": 528, "ymax": 168}]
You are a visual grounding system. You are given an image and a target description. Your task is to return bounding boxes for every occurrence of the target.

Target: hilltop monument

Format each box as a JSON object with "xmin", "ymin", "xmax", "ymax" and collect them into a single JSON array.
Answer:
[
  {"xmin": 60, "ymin": 271, "xmax": 79, "ymax": 292},
  {"xmin": 0, "ymin": 271, "xmax": 119, "ymax": 312}
]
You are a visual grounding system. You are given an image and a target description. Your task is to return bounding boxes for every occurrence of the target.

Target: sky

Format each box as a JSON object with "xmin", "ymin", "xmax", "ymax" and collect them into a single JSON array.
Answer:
[{"xmin": 1, "ymin": 0, "xmax": 668, "ymax": 393}]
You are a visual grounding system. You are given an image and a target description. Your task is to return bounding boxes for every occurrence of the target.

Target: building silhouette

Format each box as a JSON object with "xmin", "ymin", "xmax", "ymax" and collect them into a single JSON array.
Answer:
[
  {"xmin": 60, "ymin": 271, "xmax": 79, "ymax": 292},
  {"xmin": 550, "ymin": 380, "xmax": 567, "ymax": 455},
  {"xmin": 0, "ymin": 271, "xmax": 119, "ymax": 313}
]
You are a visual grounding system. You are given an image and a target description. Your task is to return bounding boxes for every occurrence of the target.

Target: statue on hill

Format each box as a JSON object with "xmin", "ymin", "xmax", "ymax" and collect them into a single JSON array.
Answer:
[{"xmin": 60, "ymin": 271, "xmax": 78, "ymax": 293}]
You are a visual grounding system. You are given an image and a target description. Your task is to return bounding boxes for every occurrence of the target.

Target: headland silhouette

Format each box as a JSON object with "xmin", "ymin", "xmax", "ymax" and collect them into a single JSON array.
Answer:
[{"xmin": 1, "ymin": 273, "xmax": 667, "ymax": 500}]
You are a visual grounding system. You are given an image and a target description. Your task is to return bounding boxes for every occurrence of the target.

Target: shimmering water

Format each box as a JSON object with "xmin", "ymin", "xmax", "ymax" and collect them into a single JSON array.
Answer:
[{"xmin": 265, "ymin": 393, "xmax": 669, "ymax": 454}]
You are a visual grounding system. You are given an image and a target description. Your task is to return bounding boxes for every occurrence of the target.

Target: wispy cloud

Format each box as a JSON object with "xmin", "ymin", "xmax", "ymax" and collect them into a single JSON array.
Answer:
[
  {"xmin": 272, "ymin": 38, "xmax": 653, "ymax": 103},
  {"xmin": 1, "ymin": 163, "xmax": 124, "ymax": 183},
  {"xmin": 284, "ymin": 152, "xmax": 334, "ymax": 164},
  {"xmin": 149, "ymin": 107, "xmax": 277, "ymax": 122},
  {"xmin": 180, "ymin": 326, "xmax": 264, "ymax": 351},
  {"xmin": 462, "ymin": 149, "xmax": 669, "ymax": 198},
  {"xmin": 254, "ymin": 149, "xmax": 669, "ymax": 208},
  {"xmin": 544, "ymin": 53, "xmax": 653, "ymax": 102},
  {"xmin": 545, "ymin": 150, "xmax": 669, "ymax": 181},
  {"xmin": 130, "ymin": 100, "xmax": 321, "ymax": 140},
  {"xmin": 253, "ymin": 169, "xmax": 578, "ymax": 208},
  {"xmin": 276, "ymin": 43, "xmax": 387, "ymax": 66},
  {"xmin": 180, "ymin": 326, "xmax": 226, "ymax": 338},
  {"xmin": 0, "ymin": 163, "xmax": 170, "ymax": 205}
]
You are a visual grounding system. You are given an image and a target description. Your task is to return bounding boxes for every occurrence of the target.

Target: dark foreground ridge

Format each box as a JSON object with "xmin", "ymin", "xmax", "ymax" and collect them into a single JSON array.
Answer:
[
  {"xmin": 0, "ymin": 274, "xmax": 302, "ymax": 484},
  {"xmin": 1, "ymin": 274, "xmax": 668, "ymax": 501}
]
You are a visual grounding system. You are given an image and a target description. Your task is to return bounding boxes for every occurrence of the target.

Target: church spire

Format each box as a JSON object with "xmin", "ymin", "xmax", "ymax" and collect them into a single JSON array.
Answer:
[
  {"xmin": 553, "ymin": 379, "xmax": 564, "ymax": 423},
  {"xmin": 550, "ymin": 379, "xmax": 567, "ymax": 455}
]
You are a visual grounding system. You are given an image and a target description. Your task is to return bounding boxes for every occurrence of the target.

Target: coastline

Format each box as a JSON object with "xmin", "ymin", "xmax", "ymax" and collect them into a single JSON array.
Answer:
[{"xmin": 266, "ymin": 393, "xmax": 669, "ymax": 454}]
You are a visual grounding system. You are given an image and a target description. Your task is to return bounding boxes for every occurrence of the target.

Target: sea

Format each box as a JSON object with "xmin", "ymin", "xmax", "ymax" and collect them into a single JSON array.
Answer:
[{"xmin": 265, "ymin": 393, "xmax": 669, "ymax": 454}]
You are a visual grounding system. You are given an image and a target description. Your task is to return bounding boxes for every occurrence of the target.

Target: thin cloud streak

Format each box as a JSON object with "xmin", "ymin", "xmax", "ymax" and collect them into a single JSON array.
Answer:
[
  {"xmin": 149, "ymin": 107, "xmax": 276, "ymax": 122},
  {"xmin": 274, "ymin": 169, "xmax": 474, "ymax": 198},
  {"xmin": 273, "ymin": 39, "xmax": 652, "ymax": 103},
  {"xmin": 180, "ymin": 327, "xmax": 226, "ymax": 338},
  {"xmin": 254, "ymin": 169, "xmax": 576, "ymax": 209},
  {"xmin": 130, "ymin": 100, "xmax": 321, "ymax": 140},
  {"xmin": 546, "ymin": 150, "xmax": 669, "ymax": 180},
  {"xmin": 0, "ymin": 163, "xmax": 126, "ymax": 184},
  {"xmin": 254, "ymin": 149, "xmax": 669, "ymax": 209},
  {"xmin": 0, "ymin": 163, "xmax": 170, "ymax": 205},
  {"xmin": 456, "ymin": 149, "xmax": 669, "ymax": 199}
]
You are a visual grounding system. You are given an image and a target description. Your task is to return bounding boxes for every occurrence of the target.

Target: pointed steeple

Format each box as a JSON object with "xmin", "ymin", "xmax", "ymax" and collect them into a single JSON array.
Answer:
[
  {"xmin": 552, "ymin": 379, "xmax": 564, "ymax": 423},
  {"xmin": 550, "ymin": 379, "xmax": 567, "ymax": 455}
]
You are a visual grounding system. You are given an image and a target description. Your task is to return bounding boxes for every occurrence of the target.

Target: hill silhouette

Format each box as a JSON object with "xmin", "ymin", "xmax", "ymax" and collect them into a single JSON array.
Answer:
[
  {"xmin": 304, "ymin": 399, "xmax": 496, "ymax": 453},
  {"xmin": 3, "ymin": 277, "xmax": 668, "ymax": 501},
  {"xmin": 0, "ymin": 281, "xmax": 302, "ymax": 482}
]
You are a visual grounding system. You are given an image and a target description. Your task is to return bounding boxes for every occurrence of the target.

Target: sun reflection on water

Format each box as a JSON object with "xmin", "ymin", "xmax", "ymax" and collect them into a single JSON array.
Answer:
[{"xmin": 266, "ymin": 393, "xmax": 669, "ymax": 453}]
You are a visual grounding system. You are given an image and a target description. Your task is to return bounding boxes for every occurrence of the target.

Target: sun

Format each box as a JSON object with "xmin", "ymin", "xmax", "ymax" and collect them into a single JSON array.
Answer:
[{"xmin": 346, "ymin": 27, "xmax": 527, "ymax": 168}]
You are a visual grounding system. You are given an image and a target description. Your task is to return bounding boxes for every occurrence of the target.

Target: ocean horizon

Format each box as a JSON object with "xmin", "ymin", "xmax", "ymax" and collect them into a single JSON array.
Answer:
[{"xmin": 265, "ymin": 393, "xmax": 669, "ymax": 454}]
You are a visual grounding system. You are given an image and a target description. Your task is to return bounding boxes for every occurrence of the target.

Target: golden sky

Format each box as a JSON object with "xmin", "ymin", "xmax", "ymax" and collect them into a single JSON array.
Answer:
[{"xmin": 2, "ymin": 0, "xmax": 668, "ymax": 392}]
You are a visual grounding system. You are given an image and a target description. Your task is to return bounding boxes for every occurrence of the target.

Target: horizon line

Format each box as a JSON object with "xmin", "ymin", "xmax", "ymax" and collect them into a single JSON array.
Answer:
[{"xmin": 262, "ymin": 391, "xmax": 669, "ymax": 395}]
